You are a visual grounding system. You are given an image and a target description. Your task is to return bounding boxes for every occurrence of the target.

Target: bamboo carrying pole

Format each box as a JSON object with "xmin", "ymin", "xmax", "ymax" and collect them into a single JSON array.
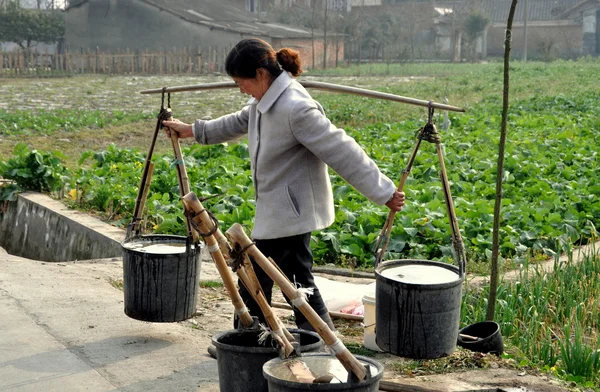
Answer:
[
  {"xmin": 226, "ymin": 223, "xmax": 368, "ymax": 381},
  {"xmin": 181, "ymin": 193, "xmax": 295, "ymax": 348},
  {"xmin": 139, "ymin": 81, "xmax": 465, "ymax": 113}
]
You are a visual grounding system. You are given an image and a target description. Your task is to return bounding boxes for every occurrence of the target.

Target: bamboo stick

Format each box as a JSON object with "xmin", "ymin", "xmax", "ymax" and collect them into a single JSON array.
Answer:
[
  {"xmin": 374, "ymin": 136, "xmax": 422, "ymax": 266},
  {"xmin": 131, "ymin": 162, "xmax": 154, "ymax": 234},
  {"xmin": 169, "ymin": 123, "xmax": 198, "ymax": 242},
  {"xmin": 128, "ymin": 113, "xmax": 163, "ymax": 238},
  {"xmin": 180, "ymin": 195, "xmax": 254, "ymax": 328},
  {"xmin": 139, "ymin": 81, "xmax": 465, "ymax": 113},
  {"xmin": 435, "ymin": 142, "xmax": 467, "ymax": 276},
  {"xmin": 226, "ymin": 223, "xmax": 368, "ymax": 381},
  {"xmin": 240, "ymin": 253, "xmax": 296, "ymax": 342},
  {"xmin": 181, "ymin": 192, "xmax": 295, "ymax": 345},
  {"xmin": 236, "ymin": 261, "xmax": 296, "ymax": 356}
]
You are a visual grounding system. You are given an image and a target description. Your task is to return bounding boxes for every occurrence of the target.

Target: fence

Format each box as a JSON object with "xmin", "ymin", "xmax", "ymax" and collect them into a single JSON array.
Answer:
[{"xmin": 0, "ymin": 47, "xmax": 232, "ymax": 76}]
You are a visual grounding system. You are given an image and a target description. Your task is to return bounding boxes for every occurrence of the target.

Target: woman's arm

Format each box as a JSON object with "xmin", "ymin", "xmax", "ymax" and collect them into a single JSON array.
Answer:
[
  {"xmin": 193, "ymin": 106, "xmax": 250, "ymax": 145},
  {"xmin": 289, "ymin": 100, "xmax": 397, "ymax": 206},
  {"xmin": 162, "ymin": 106, "xmax": 250, "ymax": 145}
]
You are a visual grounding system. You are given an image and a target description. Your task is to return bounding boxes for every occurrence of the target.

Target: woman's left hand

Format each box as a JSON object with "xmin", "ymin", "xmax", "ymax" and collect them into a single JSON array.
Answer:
[{"xmin": 386, "ymin": 191, "xmax": 406, "ymax": 212}]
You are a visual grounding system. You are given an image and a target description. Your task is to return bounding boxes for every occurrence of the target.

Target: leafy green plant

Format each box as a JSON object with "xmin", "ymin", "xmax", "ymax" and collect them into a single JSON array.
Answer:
[{"xmin": 0, "ymin": 143, "xmax": 67, "ymax": 200}]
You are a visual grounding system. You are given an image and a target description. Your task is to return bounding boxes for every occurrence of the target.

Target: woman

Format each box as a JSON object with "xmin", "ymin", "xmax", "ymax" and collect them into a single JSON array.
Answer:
[{"xmin": 163, "ymin": 38, "xmax": 405, "ymax": 331}]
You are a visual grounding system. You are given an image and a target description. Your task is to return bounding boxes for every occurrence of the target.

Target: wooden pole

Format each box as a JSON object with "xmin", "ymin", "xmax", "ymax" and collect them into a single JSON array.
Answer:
[
  {"xmin": 139, "ymin": 81, "xmax": 465, "ymax": 113},
  {"xmin": 226, "ymin": 223, "xmax": 367, "ymax": 381}
]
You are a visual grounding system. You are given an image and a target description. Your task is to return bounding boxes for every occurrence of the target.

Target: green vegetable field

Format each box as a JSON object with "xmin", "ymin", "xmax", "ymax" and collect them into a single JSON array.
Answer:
[{"xmin": 1, "ymin": 60, "xmax": 599, "ymax": 272}]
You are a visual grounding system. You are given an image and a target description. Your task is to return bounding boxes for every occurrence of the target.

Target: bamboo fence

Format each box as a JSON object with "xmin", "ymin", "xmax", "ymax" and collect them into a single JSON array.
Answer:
[{"xmin": 0, "ymin": 47, "xmax": 231, "ymax": 76}]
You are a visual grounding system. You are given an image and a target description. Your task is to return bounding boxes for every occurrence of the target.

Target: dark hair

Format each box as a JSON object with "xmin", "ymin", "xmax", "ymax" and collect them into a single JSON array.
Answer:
[{"xmin": 225, "ymin": 38, "xmax": 302, "ymax": 79}]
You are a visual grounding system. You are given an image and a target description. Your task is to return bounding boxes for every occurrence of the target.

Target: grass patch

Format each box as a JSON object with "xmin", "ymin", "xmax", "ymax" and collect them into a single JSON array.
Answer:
[
  {"xmin": 200, "ymin": 280, "xmax": 224, "ymax": 288},
  {"xmin": 108, "ymin": 278, "xmax": 124, "ymax": 291},
  {"xmin": 461, "ymin": 245, "xmax": 600, "ymax": 389},
  {"xmin": 344, "ymin": 342, "xmax": 379, "ymax": 357}
]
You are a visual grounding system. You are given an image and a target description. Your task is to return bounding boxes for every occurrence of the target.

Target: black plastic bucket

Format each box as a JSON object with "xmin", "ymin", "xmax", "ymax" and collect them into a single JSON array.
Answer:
[
  {"xmin": 457, "ymin": 321, "xmax": 504, "ymax": 355},
  {"xmin": 122, "ymin": 234, "xmax": 201, "ymax": 322},
  {"xmin": 212, "ymin": 328, "xmax": 323, "ymax": 392},
  {"xmin": 375, "ymin": 259, "xmax": 464, "ymax": 359},
  {"xmin": 263, "ymin": 353, "xmax": 383, "ymax": 391}
]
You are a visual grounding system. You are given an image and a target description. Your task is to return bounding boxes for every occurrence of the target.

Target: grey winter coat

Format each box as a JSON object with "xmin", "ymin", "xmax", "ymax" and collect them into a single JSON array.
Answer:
[{"xmin": 193, "ymin": 72, "xmax": 395, "ymax": 239}]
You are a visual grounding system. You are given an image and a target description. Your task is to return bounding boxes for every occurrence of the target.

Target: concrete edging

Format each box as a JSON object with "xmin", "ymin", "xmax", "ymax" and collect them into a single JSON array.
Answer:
[{"xmin": 0, "ymin": 192, "xmax": 126, "ymax": 262}]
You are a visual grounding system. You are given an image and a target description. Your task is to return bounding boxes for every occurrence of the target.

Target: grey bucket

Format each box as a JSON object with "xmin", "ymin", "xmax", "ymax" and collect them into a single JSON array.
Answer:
[
  {"xmin": 212, "ymin": 328, "xmax": 323, "ymax": 392},
  {"xmin": 263, "ymin": 352, "xmax": 383, "ymax": 392},
  {"xmin": 375, "ymin": 259, "xmax": 464, "ymax": 359},
  {"xmin": 122, "ymin": 234, "xmax": 201, "ymax": 322}
]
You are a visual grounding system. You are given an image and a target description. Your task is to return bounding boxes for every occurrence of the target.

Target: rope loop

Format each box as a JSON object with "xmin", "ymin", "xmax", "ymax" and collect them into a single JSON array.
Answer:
[
  {"xmin": 184, "ymin": 208, "xmax": 219, "ymax": 238},
  {"xmin": 229, "ymin": 241, "xmax": 256, "ymax": 272},
  {"xmin": 427, "ymin": 100, "xmax": 435, "ymax": 125}
]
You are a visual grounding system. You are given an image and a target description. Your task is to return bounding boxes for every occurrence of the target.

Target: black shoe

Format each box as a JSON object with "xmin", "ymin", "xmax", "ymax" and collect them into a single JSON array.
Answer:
[{"xmin": 207, "ymin": 345, "xmax": 217, "ymax": 359}]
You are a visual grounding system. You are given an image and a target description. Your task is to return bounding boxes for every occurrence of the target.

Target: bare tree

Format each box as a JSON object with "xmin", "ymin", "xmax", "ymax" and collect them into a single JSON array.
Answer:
[
  {"xmin": 487, "ymin": 0, "xmax": 519, "ymax": 321},
  {"xmin": 323, "ymin": 0, "xmax": 328, "ymax": 69}
]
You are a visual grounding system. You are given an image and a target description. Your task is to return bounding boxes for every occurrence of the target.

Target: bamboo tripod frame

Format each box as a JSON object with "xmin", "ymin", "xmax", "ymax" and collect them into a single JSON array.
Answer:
[
  {"xmin": 226, "ymin": 223, "xmax": 368, "ymax": 381},
  {"xmin": 181, "ymin": 192, "xmax": 296, "ymax": 357},
  {"xmin": 374, "ymin": 118, "xmax": 467, "ymax": 275},
  {"xmin": 127, "ymin": 96, "xmax": 198, "ymax": 241}
]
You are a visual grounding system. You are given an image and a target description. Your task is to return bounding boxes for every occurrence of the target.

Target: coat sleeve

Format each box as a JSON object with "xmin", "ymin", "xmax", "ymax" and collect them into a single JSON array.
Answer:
[
  {"xmin": 193, "ymin": 105, "xmax": 250, "ymax": 145},
  {"xmin": 289, "ymin": 99, "xmax": 396, "ymax": 206}
]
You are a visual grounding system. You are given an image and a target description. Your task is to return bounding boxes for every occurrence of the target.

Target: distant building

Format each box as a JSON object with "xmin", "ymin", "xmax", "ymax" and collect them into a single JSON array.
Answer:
[
  {"xmin": 483, "ymin": 0, "xmax": 600, "ymax": 59},
  {"xmin": 64, "ymin": 0, "xmax": 344, "ymax": 68},
  {"xmin": 346, "ymin": 0, "xmax": 600, "ymax": 60}
]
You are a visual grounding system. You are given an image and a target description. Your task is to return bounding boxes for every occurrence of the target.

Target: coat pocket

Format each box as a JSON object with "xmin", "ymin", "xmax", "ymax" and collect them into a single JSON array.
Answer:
[{"xmin": 285, "ymin": 185, "xmax": 300, "ymax": 218}]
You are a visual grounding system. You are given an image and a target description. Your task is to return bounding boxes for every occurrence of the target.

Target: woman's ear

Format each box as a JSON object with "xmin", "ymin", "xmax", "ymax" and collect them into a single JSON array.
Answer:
[{"xmin": 256, "ymin": 67, "xmax": 267, "ymax": 80}]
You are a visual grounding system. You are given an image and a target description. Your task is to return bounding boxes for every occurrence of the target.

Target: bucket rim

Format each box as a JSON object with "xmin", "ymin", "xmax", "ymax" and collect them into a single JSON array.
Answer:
[
  {"xmin": 458, "ymin": 321, "xmax": 501, "ymax": 343},
  {"xmin": 212, "ymin": 329, "xmax": 322, "ymax": 355},
  {"xmin": 375, "ymin": 259, "xmax": 463, "ymax": 289},
  {"xmin": 263, "ymin": 352, "xmax": 384, "ymax": 389},
  {"xmin": 121, "ymin": 234, "xmax": 203, "ymax": 255}
]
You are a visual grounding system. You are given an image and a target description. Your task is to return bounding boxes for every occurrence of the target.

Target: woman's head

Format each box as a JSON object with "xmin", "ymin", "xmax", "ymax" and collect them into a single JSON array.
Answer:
[{"xmin": 225, "ymin": 38, "xmax": 303, "ymax": 80}]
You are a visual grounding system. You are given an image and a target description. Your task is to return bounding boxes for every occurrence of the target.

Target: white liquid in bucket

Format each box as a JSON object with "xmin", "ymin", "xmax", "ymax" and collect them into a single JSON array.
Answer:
[
  {"xmin": 266, "ymin": 356, "xmax": 379, "ymax": 383},
  {"xmin": 381, "ymin": 264, "xmax": 458, "ymax": 284},
  {"xmin": 123, "ymin": 241, "xmax": 188, "ymax": 254}
]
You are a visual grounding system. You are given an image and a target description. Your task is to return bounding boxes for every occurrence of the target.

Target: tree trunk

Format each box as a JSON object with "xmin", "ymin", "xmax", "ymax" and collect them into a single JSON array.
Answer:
[
  {"xmin": 486, "ymin": 0, "xmax": 519, "ymax": 321},
  {"xmin": 323, "ymin": 0, "xmax": 328, "ymax": 70},
  {"xmin": 311, "ymin": 0, "xmax": 316, "ymax": 69}
]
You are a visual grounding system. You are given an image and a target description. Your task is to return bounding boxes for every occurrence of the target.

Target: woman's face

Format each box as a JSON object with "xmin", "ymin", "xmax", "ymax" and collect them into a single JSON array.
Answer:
[{"xmin": 232, "ymin": 69, "xmax": 272, "ymax": 101}]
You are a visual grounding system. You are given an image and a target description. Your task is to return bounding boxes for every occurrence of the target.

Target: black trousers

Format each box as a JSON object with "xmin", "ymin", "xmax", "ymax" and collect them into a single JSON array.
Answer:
[{"xmin": 236, "ymin": 232, "xmax": 334, "ymax": 331}]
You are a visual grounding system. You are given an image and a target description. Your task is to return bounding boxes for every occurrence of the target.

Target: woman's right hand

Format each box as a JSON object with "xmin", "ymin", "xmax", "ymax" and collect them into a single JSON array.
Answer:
[{"xmin": 162, "ymin": 119, "xmax": 193, "ymax": 139}]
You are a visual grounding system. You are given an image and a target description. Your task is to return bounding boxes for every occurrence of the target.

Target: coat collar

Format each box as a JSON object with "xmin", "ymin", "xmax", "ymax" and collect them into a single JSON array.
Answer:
[{"xmin": 256, "ymin": 71, "xmax": 294, "ymax": 114}]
